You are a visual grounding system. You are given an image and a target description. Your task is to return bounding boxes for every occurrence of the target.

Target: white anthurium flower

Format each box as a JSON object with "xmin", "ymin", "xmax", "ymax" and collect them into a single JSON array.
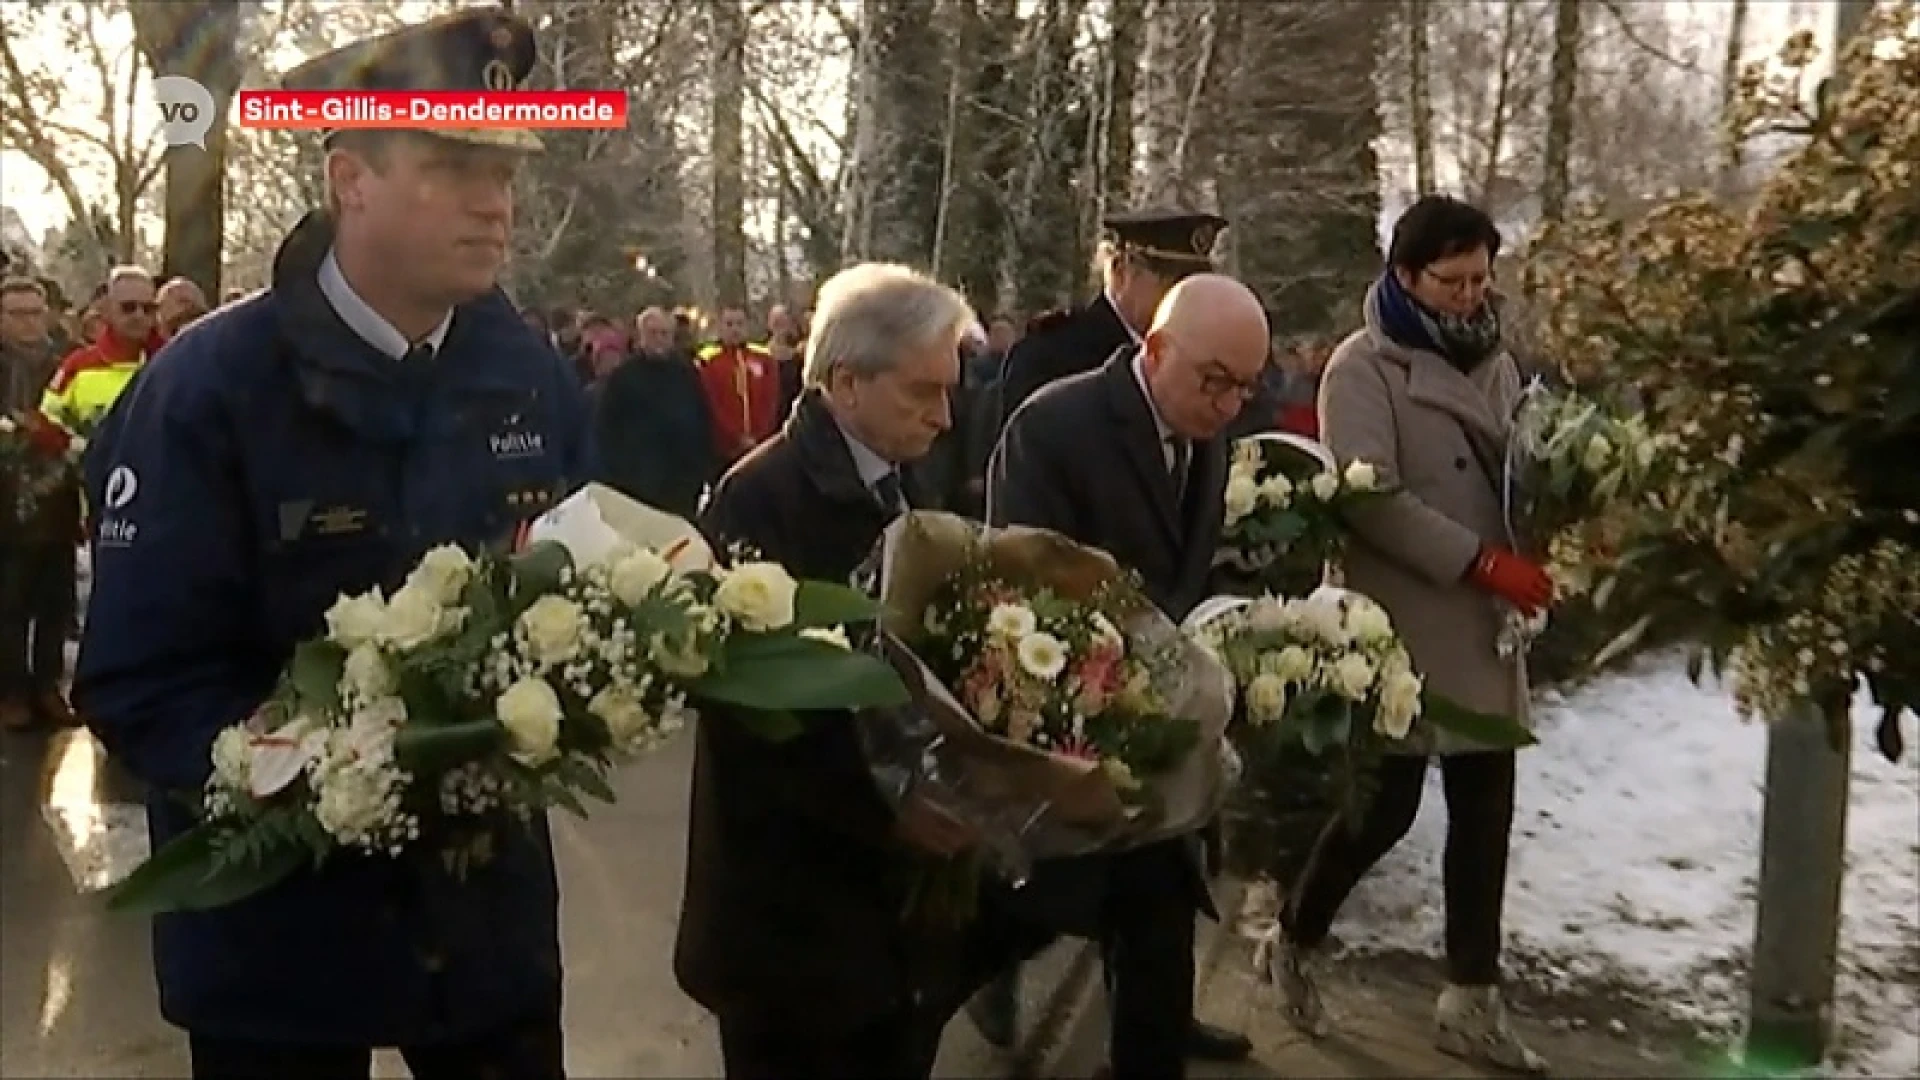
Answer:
[
  {"xmin": 1309, "ymin": 471, "xmax": 1340, "ymax": 501},
  {"xmin": 987, "ymin": 603, "xmax": 1038, "ymax": 640},
  {"xmin": 519, "ymin": 594, "xmax": 587, "ymax": 665},
  {"xmin": 380, "ymin": 583, "xmax": 449, "ymax": 652},
  {"xmin": 325, "ymin": 589, "xmax": 388, "ymax": 650},
  {"xmin": 247, "ymin": 718, "xmax": 329, "ymax": 799},
  {"xmin": 407, "ymin": 545, "xmax": 474, "ymax": 605},
  {"xmin": 1223, "ymin": 474, "xmax": 1260, "ymax": 525},
  {"xmin": 1342, "ymin": 460, "xmax": 1379, "ymax": 491},
  {"xmin": 609, "ymin": 546, "xmax": 674, "ymax": 606},
  {"xmin": 1244, "ymin": 672, "xmax": 1289, "ymax": 725},
  {"xmin": 497, "ymin": 677, "xmax": 564, "ymax": 767},
  {"xmin": 1016, "ymin": 631, "xmax": 1069, "ymax": 680},
  {"xmin": 712, "ymin": 561, "xmax": 799, "ymax": 632}
]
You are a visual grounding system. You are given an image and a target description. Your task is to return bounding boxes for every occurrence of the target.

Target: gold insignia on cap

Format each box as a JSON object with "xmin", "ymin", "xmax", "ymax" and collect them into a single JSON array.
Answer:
[
  {"xmin": 1192, "ymin": 224, "xmax": 1218, "ymax": 255},
  {"xmin": 483, "ymin": 58, "xmax": 515, "ymax": 91},
  {"xmin": 489, "ymin": 25, "xmax": 514, "ymax": 50}
]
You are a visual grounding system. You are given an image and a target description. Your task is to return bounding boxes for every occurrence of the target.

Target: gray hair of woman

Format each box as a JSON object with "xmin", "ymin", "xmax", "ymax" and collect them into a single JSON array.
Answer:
[{"xmin": 803, "ymin": 262, "xmax": 977, "ymax": 387}]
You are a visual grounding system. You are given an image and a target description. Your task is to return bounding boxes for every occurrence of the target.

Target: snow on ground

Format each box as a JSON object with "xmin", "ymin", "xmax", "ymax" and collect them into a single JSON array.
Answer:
[{"xmin": 1333, "ymin": 650, "xmax": 1920, "ymax": 1077}]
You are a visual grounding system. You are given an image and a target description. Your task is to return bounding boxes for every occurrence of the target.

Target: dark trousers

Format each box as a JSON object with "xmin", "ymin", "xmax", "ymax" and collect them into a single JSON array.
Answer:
[
  {"xmin": 1100, "ymin": 839, "xmax": 1198, "ymax": 1080},
  {"xmin": 187, "ymin": 1008, "xmax": 565, "ymax": 1080},
  {"xmin": 1284, "ymin": 751, "xmax": 1517, "ymax": 987},
  {"xmin": 0, "ymin": 540, "xmax": 75, "ymax": 700},
  {"xmin": 718, "ymin": 1008, "xmax": 936, "ymax": 1080}
]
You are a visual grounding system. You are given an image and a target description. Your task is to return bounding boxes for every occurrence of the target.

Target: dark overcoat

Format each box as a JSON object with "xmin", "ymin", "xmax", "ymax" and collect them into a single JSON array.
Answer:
[{"xmin": 995, "ymin": 294, "xmax": 1132, "ymax": 435}]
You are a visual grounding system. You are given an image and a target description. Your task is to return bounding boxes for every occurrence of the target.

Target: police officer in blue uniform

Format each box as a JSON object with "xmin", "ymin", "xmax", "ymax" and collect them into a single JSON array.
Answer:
[{"xmin": 74, "ymin": 9, "xmax": 587, "ymax": 1078}]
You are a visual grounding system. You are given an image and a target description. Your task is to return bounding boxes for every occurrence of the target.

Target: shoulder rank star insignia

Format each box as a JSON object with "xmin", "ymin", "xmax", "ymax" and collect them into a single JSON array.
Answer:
[{"xmin": 312, "ymin": 505, "xmax": 369, "ymax": 536}]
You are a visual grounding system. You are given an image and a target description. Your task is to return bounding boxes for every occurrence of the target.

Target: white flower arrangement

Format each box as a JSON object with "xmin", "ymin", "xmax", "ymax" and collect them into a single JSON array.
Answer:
[
  {"xmin": 107, "ymin": 485, "xmax": 908, "ymax": 915},
  {"xmin": 1217, "ymin": 433, "xmax": 1391, "ymax": 594}
]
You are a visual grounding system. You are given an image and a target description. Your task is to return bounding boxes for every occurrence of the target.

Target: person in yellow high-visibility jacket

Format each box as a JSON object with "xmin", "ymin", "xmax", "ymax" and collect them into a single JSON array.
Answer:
[{"xmin": 41, "ymin": 267, "xmax": 163, "ymax": 431}]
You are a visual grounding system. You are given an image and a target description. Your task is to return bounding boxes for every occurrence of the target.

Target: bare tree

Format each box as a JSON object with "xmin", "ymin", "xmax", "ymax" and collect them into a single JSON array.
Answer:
[
  {"xmin": 1716, "ymin": 0, "xmax": 1750, "ymax": 189},
  {"xmin": 131, "ymin": 0, "xmax": 243, "ymax": 297},
  {"xmin": 708, "ymin": 0, "xmax": 748, "ymax": 308},
  {"xmin": 1405, "ymin": 0, "xmax": 1436, "ymax": 197},
  {"xmin": 1538, "ymin": 0, "xmax": 1580, "ymax": 222}
]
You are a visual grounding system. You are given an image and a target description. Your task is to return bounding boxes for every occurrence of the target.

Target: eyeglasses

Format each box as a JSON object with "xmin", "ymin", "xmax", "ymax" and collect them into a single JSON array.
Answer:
[
  {"xmin": 119, "ymin": 300, "xmax": 159, "ymax": 315},
  {"xmin": 1196, "ymin": 363, "xmax": 1262, "ymax": 401},
  {"xmin": 1421, "ymin": 268, "xmax": 1493, "ymax": 294}
]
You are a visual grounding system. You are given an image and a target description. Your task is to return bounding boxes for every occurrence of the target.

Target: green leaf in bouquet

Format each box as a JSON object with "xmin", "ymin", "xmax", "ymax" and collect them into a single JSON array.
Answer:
[
  {"xmin": 550, "ymin": 753, "xmax": 618, "ymax": 806},
  {"xmin": 395, "ymin": 719, "xmax": 502, "ymax": 773},
  {"xmin": 790, "ymin": 580, "xmax": 885, "ymax": 629},
  {"xmin": 287, "ymin": 640, "xmax": 346, "ymax": 715},
  {"xmin": 103, "ymin": 821, "xmax": 308, "ymax": 915},
  {"xmin": 694, "ymin": 633, "xmax": 909, "ymax": 711},
  {"xmin": 509, "ymin": 541, "xmax": 574, "ymax": 598},
  {"xmin": 1421, "ymin": 694, "xmax": 1537, "ymax": 749}
]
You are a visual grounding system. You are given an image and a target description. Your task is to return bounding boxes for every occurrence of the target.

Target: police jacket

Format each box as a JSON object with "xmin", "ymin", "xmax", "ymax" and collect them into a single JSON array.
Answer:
[
  {"xmin": 995, "ymin": 293, "xmax": 1133, "ymax": 435},
  {"xmin": 73, "ymin": 211, "xmax": 590, "ymax": 1046}
]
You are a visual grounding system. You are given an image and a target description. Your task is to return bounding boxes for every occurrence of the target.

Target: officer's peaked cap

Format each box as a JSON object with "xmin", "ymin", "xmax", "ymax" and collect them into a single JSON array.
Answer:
[
  {"xmin": 1102, "ymin": 208, "xmax": 1228, "ymax": 268},
  {"xmin": 280, "ymin": 6, "xmax": 542, "ymax": 153}
]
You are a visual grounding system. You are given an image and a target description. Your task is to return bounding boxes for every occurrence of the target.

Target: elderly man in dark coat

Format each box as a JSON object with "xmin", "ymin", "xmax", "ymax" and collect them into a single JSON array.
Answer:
[
  {"xmin": 677, "ymin": 262, "xmax": 1024, "ymax": 1079},
  {"xmin": 986, "ymin": 274, "xmax": 1270, "ymax": 1079}
]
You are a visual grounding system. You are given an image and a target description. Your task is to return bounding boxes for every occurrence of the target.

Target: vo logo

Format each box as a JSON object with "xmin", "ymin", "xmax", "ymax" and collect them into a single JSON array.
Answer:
[{"xmin": 153, "ymin": 75, "xmax": 216, "ymax": 150}]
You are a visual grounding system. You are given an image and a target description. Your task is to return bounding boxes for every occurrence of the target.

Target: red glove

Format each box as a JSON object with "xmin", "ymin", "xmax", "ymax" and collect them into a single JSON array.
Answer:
[{"xmin": 1466, "ymin": 546, "xmax": 1554, "ymax": 616}]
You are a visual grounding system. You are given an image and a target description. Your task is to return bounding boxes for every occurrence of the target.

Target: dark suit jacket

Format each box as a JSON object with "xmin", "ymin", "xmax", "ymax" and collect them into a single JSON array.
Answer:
[
  {"xmin": 985, "ymin": 348, "xmax": 1227, "ymax": 932},
  {"xmin": 674, "ymin": 389, "xmax": 926, "ymax": 1034},
  {"xmin": 996, "ymin": 294, "xmax": 1132, "ymax": 437}
]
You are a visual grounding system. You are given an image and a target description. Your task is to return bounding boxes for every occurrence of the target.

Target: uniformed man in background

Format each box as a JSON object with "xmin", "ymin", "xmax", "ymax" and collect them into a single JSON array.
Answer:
[
  {"xmin": 995, "ymin": 208, "xmax": 1227, "ymax": 434},
  {"xmin": 75, "ymin": 8, "xmax": 587, "ymax": 1077}
]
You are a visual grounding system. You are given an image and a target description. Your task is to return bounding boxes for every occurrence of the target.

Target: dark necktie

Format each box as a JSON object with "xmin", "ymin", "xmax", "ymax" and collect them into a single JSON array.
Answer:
[
  {"xmin": 404, "ymin": 342, "xmax": 437, "ymax": 364},
  {"xmin": 873, "ymin": 470, "xmax": 905, "ymax": 517},
  {"xmin": 1165, "ymin": 435, "xmax": 1190, "ymax": 502}
]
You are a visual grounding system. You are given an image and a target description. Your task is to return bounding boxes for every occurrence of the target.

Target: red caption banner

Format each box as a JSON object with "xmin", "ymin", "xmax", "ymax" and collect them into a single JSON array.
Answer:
[{"xmin": 237, "ymin": 90, "xmax": 627, "ymax": 130}]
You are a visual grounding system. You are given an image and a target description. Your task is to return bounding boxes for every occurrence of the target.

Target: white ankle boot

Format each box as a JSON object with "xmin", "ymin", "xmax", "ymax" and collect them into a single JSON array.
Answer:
[
  {"xmin": 1263, "ymin": 930, "xmax": 1331, "ymax": 1038},
  {"xmin": 1434, "ymin": 984, "xmax": 1550, "ymax": 1074}
]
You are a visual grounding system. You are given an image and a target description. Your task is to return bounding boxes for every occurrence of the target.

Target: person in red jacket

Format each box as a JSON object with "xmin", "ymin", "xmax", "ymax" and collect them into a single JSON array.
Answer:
[
  {"xmin": 1274, "ymin": 335, "xmax": 1333, "ymax": 439},
  {"xmin": 695, "ymin": 305, "xmax": 781, "ymax": 468}
]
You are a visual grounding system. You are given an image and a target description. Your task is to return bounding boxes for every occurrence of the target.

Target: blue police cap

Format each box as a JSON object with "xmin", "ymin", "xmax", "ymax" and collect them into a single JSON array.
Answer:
[
  {"xmin": 281, "ymin": 6, "xmax": 542, "ymax": 152},
  {"xmin": 1102, "ymin": 207, "xmax": 1228, "ymax": 268}
]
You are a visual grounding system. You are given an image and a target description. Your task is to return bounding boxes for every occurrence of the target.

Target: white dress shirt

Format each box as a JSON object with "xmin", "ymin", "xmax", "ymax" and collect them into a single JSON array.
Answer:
[{"xmin": 318, "ymin": 249, "xmax": 453, "ymax": 359}]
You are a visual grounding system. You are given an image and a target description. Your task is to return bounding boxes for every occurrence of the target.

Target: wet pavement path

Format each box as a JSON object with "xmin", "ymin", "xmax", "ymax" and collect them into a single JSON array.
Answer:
[{"xmin": 0, "ymin": 727, "xmax": 1010, "ymax": 1078}]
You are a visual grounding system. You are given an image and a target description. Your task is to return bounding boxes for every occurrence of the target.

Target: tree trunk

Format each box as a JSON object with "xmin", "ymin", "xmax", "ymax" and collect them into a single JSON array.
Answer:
[
  {"xmin": 1539, "ymin": 0, "xmax": 1580, "ymax": 223},
  {"xmin": 931, "ymin": 0, "xmax": 972, "ymax": 277},
  {"xmin": 131, "ymin": 0, "xmax": 242, "ymax": 296},
  {"xmin": 843, "ymin": 0, "xmax": 946, "ymax": 267},
  {"xmin": 1476, "ymin": 0, "xmax": 1521, "ymax": 207},
  {"xmin": 1169, "ymin": 0, "xmax": 1223, "ymax": 198},
  {"xmin": 1098, "ymin": 0, "xmax": 1145, "ymax": 219},
  {"xmin": 1406, "ymin": 0, "xmax": 1435, "ymax": 197},
  {"xmin": 1832, "ymin": 0, "xmax": 1875, "ymax": 91},
  {"xmin": 708, "ymin": 0, "xmax": 748, "ymax": 309},
  {"xmin": 1716, "ymin": 0, "xmax": 1749, "ymax": 190}
]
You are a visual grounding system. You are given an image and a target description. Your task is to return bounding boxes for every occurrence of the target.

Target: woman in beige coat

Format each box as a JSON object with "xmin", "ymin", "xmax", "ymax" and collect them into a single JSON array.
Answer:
[{"xmin": 1268, "ymin": 196, "xmax": 1556, "ymax": 1074}]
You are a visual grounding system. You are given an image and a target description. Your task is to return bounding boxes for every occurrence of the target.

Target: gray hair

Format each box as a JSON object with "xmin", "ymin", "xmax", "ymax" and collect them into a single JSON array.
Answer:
[
  {"xmin": 804, "ymin": 262, "xmax": 975, "ymax": 387},
  {"xmin": 107, "ymin": 265, "xmax": 154, "ymax": 290}
]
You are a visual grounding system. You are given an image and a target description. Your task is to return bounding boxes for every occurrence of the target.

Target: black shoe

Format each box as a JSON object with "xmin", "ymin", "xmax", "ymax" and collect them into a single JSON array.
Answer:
[
  {"xmin": 966, "ymin": 974, "xmax": 1020, "ymax": 1050},
  {"xmin": 1186, "ymin": 1018, "xmax": 1252, "ymax": 1061}
]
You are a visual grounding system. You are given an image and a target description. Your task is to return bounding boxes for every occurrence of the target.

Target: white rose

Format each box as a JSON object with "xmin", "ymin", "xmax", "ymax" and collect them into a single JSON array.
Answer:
[
  {"xmin": 1293, "ymin": 597, "xmax": 1349, "ymax": 646},
  {"xmin": 325, "ymin": 589, "xmax": 388, "ymax": 650},
  {"xmin": 713, "ymin": 561, "xmax": 799, "ymax": 632},
  {"xmin": 1329, "ymin": 652, "xmax": 1376, "ymax": 700},
  {"xmin": 1583, "ymin": 433, "xmax": 1613, "ymax": 472},
  {"xmin": 1266, "ymin": 644, "xmax": 1316, "ymax": 685},
  {"xmin": 1259, "ymin": 473, "xmax": 1294, "ymax": 509},
  {"xmin": 987, "ymin": 603, "xmax": 1038, "ymax": 640},
  {"xmin": 589, "ymin": 687, "xmax": 657, "ymax": 750},
  {"xmin": 800, "ymin": 625, "xmax": 852, "ymax": 649},
  {"xmin": 1374, "ymin": 669, "xmax": 1423, "ymax": 740},
  {"xmin": 1342, "ymin": 597, "xmax": 1395, "ymax": 644},
  {"xmin": 610, "ymin": 547, "xmax": 674, "ymax": 606},
  {"xmin": 518, "ymin": 594, "xmax": 586, "ymax": 665},
  {"xmin": 497, "ymin": 677, "xmax": 564, "ymax": 766},
  {"xmin": 1016, "ymin": 631, "xmax": 1069, "ymax": 680},
  {"xmin": 1309, "ymin": 471, "xmax": 1340, "ymax": 502},
  {"xmin": 342, "ymin": 643, "xmax": 396, "ymax": 699},
  {"xmin": 1224, "ymin": 474, "xmax": 1260, "ymax": 524},
  {"xmin": 1342, "ymin": 460, "xmax": 1378, "ymax": 491},
  {"xmin": 380, "ymin": 583, "xmax": 449, "ymax": 652},
  {"xmin": 407, "ymin": 544, "xmax": 474, "ymax": 605},
  {"xmin": 1244, "ymin": 672, "xmax": 1289, "ymax": 726}
]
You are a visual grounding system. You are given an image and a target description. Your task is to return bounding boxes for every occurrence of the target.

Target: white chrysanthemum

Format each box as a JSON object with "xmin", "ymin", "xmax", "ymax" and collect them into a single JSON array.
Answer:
[
  {"xmin": 1223, "ymin": 474, "xmax": 1259, "ymax": 525},
  {"xmin": 312, "ymin": 755, "xmax": 405, "ymax": 848},
  {"xmin": 609, "ymin": 547, "xmax": 674, "ymax": 606},
  {"xmin": 1016, "ymin": 632, "xmax": 1069, "ymax": 680},
  {"xmin": 1329, "ymin": 652, "xmax": 1377, "ymax": 701},
  {"xmin": 519, "ymin": 594, "xmax": 586, "ymax": 665},
  {"xmin": 408, "ymin": 545, "xmax": 474, "ymax": 605},
  {"xmin": 497, "ymin": 677, "xmax": 564, "ymax": 766},
  {"xmin": 325, "ymin": 589, "xmax": 387, "ymax": 650},
  {"xmin": 1244, "ymin": 672, "xmax": 1289, "ymax": 725},
  {"xmin": 342, "ymin": 643, "xmax": 395, "ymax": 700},
  {"xmin": 380, "ymin": 583, "xmax": 449, "ymax": 652},
  {"xmin": 209, "ymin": 725, "xmax": 253, "ymax": 795},
  {"xmin": 713, "ymin": 561, "xmax": 799, "ymax": 632},
  {"xmin": 1343, "ymin": 460, "xmax": 1378, "ymax": 491},
  {"xmin": 987, "ymin": 603, "xmax": 1038, "ymax": 640},
  {"xmin": 1309, "ymin": 471, "xmax": 1340, "ymax": 501},
  {"xmin": 800, "ymin": 625, "xmax": 852, "ymax": 649},
  {"xmin": 1258, "ymin": 472, "xmax": 1293, "ymax": 508}
]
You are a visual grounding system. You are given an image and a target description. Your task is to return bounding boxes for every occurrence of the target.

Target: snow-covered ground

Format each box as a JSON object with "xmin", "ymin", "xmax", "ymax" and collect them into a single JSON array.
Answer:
[{"xmin": 1333, "ymin": 651, "xmax": 1920, "ymax": 1077}]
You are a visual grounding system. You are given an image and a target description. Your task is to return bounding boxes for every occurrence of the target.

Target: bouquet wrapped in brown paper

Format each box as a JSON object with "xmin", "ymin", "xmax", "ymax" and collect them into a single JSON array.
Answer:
[{"xmin": 855, "ymin": 511, "xmax": 1236, "ymax": 923}]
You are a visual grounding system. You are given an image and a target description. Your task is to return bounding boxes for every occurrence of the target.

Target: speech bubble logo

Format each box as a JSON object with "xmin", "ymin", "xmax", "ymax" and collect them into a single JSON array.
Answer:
[{"xmin": 153, "ymin": 75, "xmax": 216, "ymax": 150}]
